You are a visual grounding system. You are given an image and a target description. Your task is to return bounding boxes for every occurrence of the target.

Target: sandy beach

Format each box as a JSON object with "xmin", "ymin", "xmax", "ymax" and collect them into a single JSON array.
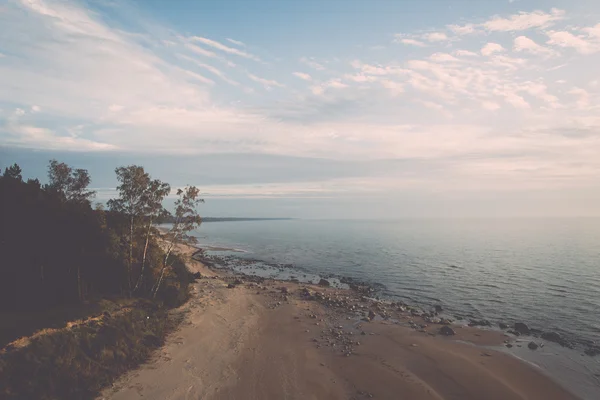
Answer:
[{"xmin": 100, "ymin": 244, "xmax": 578, "ymax": 400}]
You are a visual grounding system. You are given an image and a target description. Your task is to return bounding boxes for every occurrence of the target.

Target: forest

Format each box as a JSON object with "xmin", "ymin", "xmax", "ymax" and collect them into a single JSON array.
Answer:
[{"xmin": 0, "ymin": 161, "xmax": 203, "ymax": 312}]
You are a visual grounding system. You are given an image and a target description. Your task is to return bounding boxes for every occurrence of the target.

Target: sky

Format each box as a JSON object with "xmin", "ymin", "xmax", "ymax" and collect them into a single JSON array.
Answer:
[{"xmin": 1, "ymin": 0, "xmax": 600, "ymax": 218}]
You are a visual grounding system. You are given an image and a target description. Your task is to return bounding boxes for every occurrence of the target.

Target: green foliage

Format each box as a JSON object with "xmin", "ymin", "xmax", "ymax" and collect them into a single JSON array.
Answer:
[
  {"xmin": 46, "ymin": 159, "xmax": 96, "ymax": 204},
  {"xmin": 0, "ymin": 160, "xmax": 200, "ymax": 310},
  {"xmin": 0, "ymin": 160, "xmax": 202, "ymax": 399},
  {"xmin": 0, "ymin": 301, "xmax": 178, "ymax": 400},
  {"xmin": 2, "ymin": 163, "xmax": 22, "ymax": 180}
]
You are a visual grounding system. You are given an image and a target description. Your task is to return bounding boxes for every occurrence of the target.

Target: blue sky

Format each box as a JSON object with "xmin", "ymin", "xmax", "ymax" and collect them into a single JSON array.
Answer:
[{"xmin": 1, "ymin": 0, "xmax": 600, "ymax": 217}]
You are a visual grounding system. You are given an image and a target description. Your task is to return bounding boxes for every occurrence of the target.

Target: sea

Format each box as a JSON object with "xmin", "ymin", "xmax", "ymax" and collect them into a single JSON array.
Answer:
[{"xmin": 185, "ymin": 217, "xmax": 600, "ymax": 399}]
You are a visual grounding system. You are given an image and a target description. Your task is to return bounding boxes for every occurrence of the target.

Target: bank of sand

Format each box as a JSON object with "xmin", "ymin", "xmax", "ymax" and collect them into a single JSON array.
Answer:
[{"xmin": 100, "ymin": 244, "xmax": 578, "ymax": 400}]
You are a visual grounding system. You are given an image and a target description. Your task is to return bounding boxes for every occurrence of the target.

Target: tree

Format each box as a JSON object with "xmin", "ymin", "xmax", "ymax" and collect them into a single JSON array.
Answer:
[
  {"xmin": 152, "ymin": 186, "xmax": 203, "ymax": 298},
  {"xmin": 107, "ymin": 166, "xmax": 151, "ymax": 295},
  {"xmin": 3, "ymin": 163, "xmax": 22, "ymax": 181},
  {"xmin": 46, "ymin": 160, "xmax": 96, "ymax": 203},
  {"xmin": 133, "ymin": 179, "xmax": 170, "ymax": 293}
]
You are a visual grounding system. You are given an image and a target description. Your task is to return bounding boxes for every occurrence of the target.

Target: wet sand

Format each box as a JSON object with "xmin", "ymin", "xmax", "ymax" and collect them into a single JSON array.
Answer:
[{"xmin": 100, "ymin": 244, "xmax": 578, "ymax": 400}]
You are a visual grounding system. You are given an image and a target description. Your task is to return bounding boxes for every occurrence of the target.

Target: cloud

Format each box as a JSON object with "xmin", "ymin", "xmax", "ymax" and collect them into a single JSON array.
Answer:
[
  {"xmin": 546, "ymin": 30, "xmax": 600, "ymax": 54},
  {"xmin": 481, "ymin": 42, "xmax": 505, "ymax": 56},
  {"xmin": 568, "ymin": 87, "xmax": 590, "ymax": 109},
  {"xmin": 482, "ymin": 8, "xmax": 565, "ymax": 32},
  {"xmin": 179, "ymin": 68, "xmax": 215, "ymax": 85},
  {"xmin": 310, "ymin": 79, "xmax": 349, "ymax": 96},
  {"xmin": 429, "ymin": 53, "xmax": 460, "ymax": 63},
  {"xmin": 514, "ymin": 35, "xmax": 556, "ymax": 56},
  {"xmin": 177, "ymin": 54, "xmax": 239, "ymax": 85},
  {"xmin": 184, "ymin": 43, "xmax": 219, "ymax": 59},
  {"xmin": 454, "ymin": 50, "xmax": 479, "ymax": 57},
  {"xmin": 482, "ymin": 101, "xmax": 501, "ymax": 111},
  {"xmin": 379, "ymin": 80, "xmax": 404, "ymax": 96},
  {"xmin": 300, "ymin": 57, "xmax": 326, "ymax": 70},
  {"xmin": 448, "ymin": 9, "xmax": 565, "ymax": 36},
  {"xmin": 292, "ymin": 72, "xmax": 312, "ymax": 81},
  {"xmin": 191, "ymin": 36, "xmax": 261, "ymax": 61},
  {"xmin": 226, "ymin": 38, "xmax": 245, "ymax": 47},
  {"xmin": 396, "ymin": 38, "xmax": 427, "ymax": 47},
  {"xmin": 2, "ymin": 0, "xmax": 600, "ymax": 201},
  {"xmin": 447, "ymin": 24, "xmax": 476, "ymax": 35},
  {"xmin": 423, "ymin": 32, "xmax": 448, "ymax": 42},
  {"xmin": 247, "ymin": 73, "xmax": 285, "ymax": 89}
]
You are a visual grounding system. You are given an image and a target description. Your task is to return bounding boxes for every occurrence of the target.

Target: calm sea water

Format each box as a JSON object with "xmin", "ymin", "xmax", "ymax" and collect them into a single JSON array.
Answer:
[{"xmin": 188, "ymin": 218, "xmax": 600, "ymax": 397}]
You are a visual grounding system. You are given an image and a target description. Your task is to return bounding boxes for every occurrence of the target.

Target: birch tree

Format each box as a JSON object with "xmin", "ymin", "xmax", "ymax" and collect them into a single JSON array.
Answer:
[
  {"xmin": 107, "ymin": 166, "xmax": 150, "ymax": 295},
  {"xmin": 152, "ymin": 186, "xmax": 203, "ymax": 298},
  {"xmin": 47, "ymin": 160, "xmax": 96, "ymax": 203},
  {"xmin": 133, "ymin": 179, "xmax": 170, "ymax": 294}
]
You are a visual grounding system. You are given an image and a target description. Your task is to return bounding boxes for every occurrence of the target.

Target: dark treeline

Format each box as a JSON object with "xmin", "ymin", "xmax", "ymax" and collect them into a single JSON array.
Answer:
[{"xmin": 0, "ymin": 161, "xmax": 203, "ymax": 311}]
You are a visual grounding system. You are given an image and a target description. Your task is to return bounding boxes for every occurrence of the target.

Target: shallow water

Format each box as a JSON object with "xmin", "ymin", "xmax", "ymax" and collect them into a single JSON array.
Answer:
[{"xmin": 184, "ymin": 217, "xmax": 600, "ymax": 398}]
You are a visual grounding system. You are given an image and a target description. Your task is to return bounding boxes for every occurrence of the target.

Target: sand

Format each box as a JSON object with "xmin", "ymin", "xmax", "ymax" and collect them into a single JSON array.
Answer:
[{"xmin": 100, "ymin": 245, "xmax": 578, "ymax": 400}]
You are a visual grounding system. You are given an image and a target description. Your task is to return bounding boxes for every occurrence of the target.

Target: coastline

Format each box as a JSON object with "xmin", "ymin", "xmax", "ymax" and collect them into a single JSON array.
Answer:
[{"xmin": 102, "ymin": 242, "xmax": 582, "ymax": 400}]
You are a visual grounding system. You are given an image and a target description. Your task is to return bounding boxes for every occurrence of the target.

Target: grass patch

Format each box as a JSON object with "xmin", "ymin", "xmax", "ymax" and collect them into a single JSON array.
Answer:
[{"xmin": 0, "ymin": 299, "xmax": 182, "ymax": 400}]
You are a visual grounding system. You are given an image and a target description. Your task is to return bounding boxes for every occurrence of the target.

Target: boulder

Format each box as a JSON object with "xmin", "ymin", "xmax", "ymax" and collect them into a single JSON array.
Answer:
[
  {"xmin": 498, "ymin": 322, "xmax": 509, "ymax": 330},
  {"xmin": 540, "ymin": 331, "xmax": 563, "ymax": 344},
  {"xmin": 469, "ymin": 319, "xmax": 491, "ymax": 327},
  {"xmin": 318, "ymin": 278, "xmax": 331, "ymax": 287},
  {"xmin": 367, "ymin": 310, "xmax": 376, "ymax": 321},
  {"xmin": 434, "ymin": 305, "xmax": 443, "ymax": 313},
  {"xmin": 439, "ymin": 326, "xmax": 456, "ymax": 336},
  {"xmin": 514, "ymin": 322, "xmax": 530, "ymax": 335},
  {"xmin": 227, "ymin": 283, "xmax": 236, "ymax": 289},
  {"xmin": 528, "ymin": 341, "xmax": 539, "ymax": 350},
  {"xmin": 584, "ymin": 347, "xmax": 600, "ymax": 357},
  {"xmin": 191, "ymin": 272, "xmax": 202, "ymax": 280}
]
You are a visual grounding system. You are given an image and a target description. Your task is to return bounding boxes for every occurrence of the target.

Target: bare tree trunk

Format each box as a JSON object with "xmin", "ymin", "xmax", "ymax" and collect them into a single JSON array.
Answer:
[
  {"xmin": 128, "ymin": 214, "xmax": 134, "ymax": 295},
  {"xmin": 133, "ymin": 217, "xmax": 153, "ymax": 293},
  {"xmin": 152, "ymin": 236, "xmax": 177, "ymax": 298}
]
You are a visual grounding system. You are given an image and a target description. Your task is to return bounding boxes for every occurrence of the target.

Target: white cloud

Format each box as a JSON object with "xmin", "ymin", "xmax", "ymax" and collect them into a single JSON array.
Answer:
[
  {"xmin": 226, "ymin": 38, "xmax": 245, "ymax": 47},
  {"xmin": 396, "ymin": 38, "xmax": 427, "ymax": 47},
  {"xmin": 300, "ymin": 57, "xmax": 326, "ymax": 71},
  {"xmin": 423, "ymin": 32, "xmax": 448, "ymax": 42},
  {"xmin": 514, "ymin": 35, "xmax": 556, "ymax": 56},
  {"xmin": 482, "ymin": 8, "xmax": 565, "ymax": 32},
  {"xmin": 519, "ymin": 81, "xmax": 559, "ymax": 107},
  {"xmin": 343, "ymin": 74, "xmax": 378, "ymax": 83},
  {"xmin": 247, "ymin": 73, "xmax": 284, "ymax": 89},
  {"xmin": 546, "ymin": 31, "xmax": 600, "ymax": 55},
  {"xmin": 481, "ymin": 42, "xmax": 505, "ymax": 56},
  {"xmin": 448, "ymin": 24, "xmax": 476, "ymax": 35},
  {"xmin": 380, "ymin": 80, "xmax": 404, "ymax": 96},
  {"xmin": 292, "ymin": 72, "xmax": 312, "ymax": 81},
  {"xmin": 568, "ymin": 87, "xmax": 590, "ymax": 109},
  {"xmin": 482, "ymin": 101, "xmax": 501, "ymax": 111},
  {"xmin": 180, "ymin": 68, "xmax": 215, "ymax": 85},
  {"xmin": 191, "ymin": 36, "xmax": 260, "ymax": 61},
  {"xmin": 447, "ymin": 9, "xmax": 565, "ymax": 36},
  {"xmin": 185, "ymin": 43, "xmax": 219, "ymax": 59},
  {"xmin": 2, "ymin": 0, "xmax": 600, "ymax": 201},
  {"xmin": 454, "ymin": 50, "xmax": 479, "ymax": 57},
  {"xmin": 429, "ymin": 53, "xmax": 460, "ymax": 63},
  {"xmin": 177, "ymin": 53, "xmax": 239, "ymax": 85},
  {"xmin": 31, "ymin": 105, "xmax": 41, "ymax": 112}
]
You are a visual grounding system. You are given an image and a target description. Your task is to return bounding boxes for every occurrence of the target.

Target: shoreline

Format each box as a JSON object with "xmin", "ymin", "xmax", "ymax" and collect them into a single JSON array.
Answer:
[
  {"xmin": 191, "ymin": 244, "xmax": 600, "ymax": 400},
  {"xmin": 102, "ymin": 242, "xmax": 584, "ymax": 400}
]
